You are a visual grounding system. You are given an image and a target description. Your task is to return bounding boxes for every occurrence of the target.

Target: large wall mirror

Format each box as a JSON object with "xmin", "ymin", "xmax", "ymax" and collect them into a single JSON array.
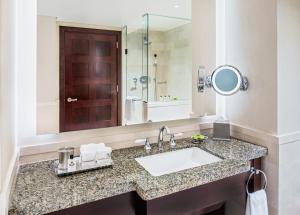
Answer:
[{"xmin": 37, "ymin": 0, "xmax": 216, "ymax": 135}]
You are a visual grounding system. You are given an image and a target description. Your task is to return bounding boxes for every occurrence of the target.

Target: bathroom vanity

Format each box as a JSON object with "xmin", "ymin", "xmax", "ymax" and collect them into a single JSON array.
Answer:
[{"xmin": 9, "ymin": 138, "xmax": 267, "ymax": 215}]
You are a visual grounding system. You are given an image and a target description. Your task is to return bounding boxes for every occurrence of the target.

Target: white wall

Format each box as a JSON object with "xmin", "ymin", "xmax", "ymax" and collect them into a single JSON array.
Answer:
[
  {"xmin": 226, "ymin": 0, "xmax": 300, "ymax": 214},
  {"xmin": 0, "ymin": 0, "xmax": 18, "ymax": 213},
  {"xmin": 224, "ymin": 0, "xmax": 279, "ymax": 214},
  {"xmin": 277, "ymin": 0, "xmax": 300, "ymax": 214},
  {"xmin": 0, "ymin": 0, "xmax": 37, "ymax": 213},
  {"xmin": 277, "ymin": 0, "xmax": 300, "ymax": 135},
  {"xmin": 17, "ymin": 0, "xmax": 37, "ymax": 142},
  {"xmin": 225, "ymin": 0, "xmax": 278, "ymax": 135},
  {"xmin": 191, "ymin": 0, "xmax": 216, "ymax": 117},
  {"xmin": 37, "ymin": 16, "xmax": 59, "ymax": 134}
]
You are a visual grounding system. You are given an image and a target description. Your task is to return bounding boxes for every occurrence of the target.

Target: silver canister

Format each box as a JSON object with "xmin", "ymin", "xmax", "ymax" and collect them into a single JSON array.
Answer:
[{"xmin": 58, "ymin": 147, "xmax": 74, "ymax": 170}]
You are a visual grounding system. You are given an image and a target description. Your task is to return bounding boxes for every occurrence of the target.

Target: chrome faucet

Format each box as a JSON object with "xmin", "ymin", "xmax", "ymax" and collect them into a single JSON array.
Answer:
[{"xmin": 157, "ymin": 126, "xmax": 171, "ymax": 150}]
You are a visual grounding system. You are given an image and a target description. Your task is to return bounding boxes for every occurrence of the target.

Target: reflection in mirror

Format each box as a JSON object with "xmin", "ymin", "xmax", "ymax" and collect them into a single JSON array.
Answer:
[
  {"xmin": 124, "ymin": 14, "xmax": 192, "ymax": 125},
  {"xmin": 36, "ymin": 0, "xmax": 208, "ymax": 135}
]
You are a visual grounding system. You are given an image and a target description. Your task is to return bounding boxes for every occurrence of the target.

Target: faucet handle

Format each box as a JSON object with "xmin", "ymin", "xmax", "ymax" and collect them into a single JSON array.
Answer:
[
  {"xmin": 144, "ymin": 138, "xmax": 151, "ymax": 153},
  {"xmin": 169, "ymin": 133, "xmax": 184, "ymax": 148},
  {"xmin": 135, "ymin": 138, "xmax": 152, "ymax": 153},
  {"xmin": 170, "ymin": 134, "xmax": 176, "ymax": 148}
]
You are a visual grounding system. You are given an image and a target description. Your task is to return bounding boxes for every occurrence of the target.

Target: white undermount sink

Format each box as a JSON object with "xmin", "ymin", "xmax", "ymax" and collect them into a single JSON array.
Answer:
[{"xmin": 135, "ymin": 147, "xmax": 222, "ymax": 177}]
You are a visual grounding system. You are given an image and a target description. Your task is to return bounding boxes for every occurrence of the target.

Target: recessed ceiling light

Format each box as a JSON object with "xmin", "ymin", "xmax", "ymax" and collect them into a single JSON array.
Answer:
[{"xmin": 174, "ymin": 4, "xmax": 180, "ymax": 8}]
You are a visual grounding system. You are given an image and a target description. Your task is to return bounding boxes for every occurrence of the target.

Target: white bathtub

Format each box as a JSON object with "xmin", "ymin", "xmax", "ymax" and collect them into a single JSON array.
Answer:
[{"xmin": 146, "ymin": 100, "xmax": 191, "ymax": 122}]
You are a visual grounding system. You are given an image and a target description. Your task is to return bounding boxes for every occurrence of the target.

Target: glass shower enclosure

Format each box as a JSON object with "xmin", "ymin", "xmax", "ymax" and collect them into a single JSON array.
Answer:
[{"xmin": 123, "ymin": 14, "xmax": 191, "ymax": 125}]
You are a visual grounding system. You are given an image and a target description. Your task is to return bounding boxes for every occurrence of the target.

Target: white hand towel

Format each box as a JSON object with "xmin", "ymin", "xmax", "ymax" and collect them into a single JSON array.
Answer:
[
  {"xmin": 245, "ymin": 190, "xmax": 269, "ymax": 215},
  {"xmin": 125, "ymin": 97, "xmax": 134, "ymax": 121},
  {"xmin": 125, "ymin": 96, "xmax": 142, "ymax": 123}
]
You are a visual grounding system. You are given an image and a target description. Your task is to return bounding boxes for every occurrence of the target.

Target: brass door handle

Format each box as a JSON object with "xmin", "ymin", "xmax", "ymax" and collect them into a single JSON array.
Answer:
[{"xmin": 67, "ymin": 97, "xmax": 78, "ymax": 102}]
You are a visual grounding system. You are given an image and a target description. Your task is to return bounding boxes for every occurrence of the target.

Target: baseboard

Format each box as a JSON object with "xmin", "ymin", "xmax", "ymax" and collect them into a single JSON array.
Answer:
[
  {"xmin": 230, "ymin": 123, "xmax": 300, "ymax": 146},
  {"xmin": 0, "ymin": 150, "xmax": 19, "ymax": 215},
  {"xmin": 277, "ymin": 130, "xmax": 300, "ymax": 145},
  {"xmin": 230, "ymin": 123, "xmax": 279, "ymax": 147}
]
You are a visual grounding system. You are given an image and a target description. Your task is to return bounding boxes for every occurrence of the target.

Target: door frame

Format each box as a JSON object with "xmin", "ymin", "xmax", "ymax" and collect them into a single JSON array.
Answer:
[{"xmin": 59, "ymin": 26, "xmax": 122, "ymax": 132}]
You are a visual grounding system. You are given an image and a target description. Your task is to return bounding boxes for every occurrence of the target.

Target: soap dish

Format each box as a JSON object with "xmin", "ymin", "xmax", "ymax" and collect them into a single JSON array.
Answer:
[{"xmin": 53, "ymin": 157, "xmax": 113, "ymax": 177}]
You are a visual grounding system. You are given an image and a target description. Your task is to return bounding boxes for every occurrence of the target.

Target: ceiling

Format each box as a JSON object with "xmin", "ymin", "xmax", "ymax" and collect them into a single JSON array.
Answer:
[{"xmin": 37, "ymin": 0, "xmax": 191, "ymax": 28}]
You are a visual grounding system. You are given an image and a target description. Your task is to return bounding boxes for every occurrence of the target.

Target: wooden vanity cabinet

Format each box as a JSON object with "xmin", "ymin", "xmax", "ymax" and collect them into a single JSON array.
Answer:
[{"xmin": 48, "ymin": 158, "xmax": 261, "ymax": 215}]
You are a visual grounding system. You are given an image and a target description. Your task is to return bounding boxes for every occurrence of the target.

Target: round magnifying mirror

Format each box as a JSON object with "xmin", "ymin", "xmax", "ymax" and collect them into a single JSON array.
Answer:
[{"xmin": 211, "ymin": 65, "xmax": 243, "ymax": 96}]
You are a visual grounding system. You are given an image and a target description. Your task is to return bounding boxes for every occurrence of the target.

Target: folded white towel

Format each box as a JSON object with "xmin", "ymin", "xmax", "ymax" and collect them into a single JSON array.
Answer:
[
  {"xmin": 80, "ymin": 152, "xmax": 95, "ymax": 162},
  {"xmin": 245, "ymin": 190, "xmax": 269, "ymax": 215},
  {"xmin": 80, "ymin": 143, "xmax": 112, "ymax": 162},
  {"xmin": 80, "ymin": 143, "xmax": 105, "ymax": 152},
  {"xmin": 95, "ymin": 146, "xmax": 112, "ymax": 160}
]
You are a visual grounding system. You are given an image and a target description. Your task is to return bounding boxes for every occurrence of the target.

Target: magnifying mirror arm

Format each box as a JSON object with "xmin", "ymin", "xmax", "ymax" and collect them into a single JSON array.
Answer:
[
  {"xmin": 197, "ymin": 67, "xmax": 212, "ymax": 92},
  {"xmin": 240, "ymin": 76, "xmax": 249, "ymax": 91},
  {"xmin": 197, "ymin": 75, "xmax": 213, "ymax": 91},
  {"xmin": 205, "ymin": 76, "xmax": 212, "ymax": 88},
  {"xmin": 197, "ymin": 66, "xmax": 206, "ymax": 92},
  {"xmin": 197, "ymin": 77, "xmax": 205, "ymax": 92}
]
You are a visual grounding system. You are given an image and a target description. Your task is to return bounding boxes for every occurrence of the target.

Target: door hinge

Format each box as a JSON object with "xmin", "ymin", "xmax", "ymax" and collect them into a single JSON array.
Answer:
[
  {"xmin": 116, "ymin": 41, "xmax": 119, "ymax": 49},
  {"xmin": 125, "ymin": 49, "xmax": 128, "ymax": 55},
  {"xmin": 116, "ymin": 85, "xmax": 119, "ymax": 93}
]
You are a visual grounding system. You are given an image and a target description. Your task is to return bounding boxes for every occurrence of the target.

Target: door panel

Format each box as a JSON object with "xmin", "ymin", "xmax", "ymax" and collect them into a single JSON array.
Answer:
[{"xmin": 60, "ymin": 27, "xmax": 121, "ymax": 132}]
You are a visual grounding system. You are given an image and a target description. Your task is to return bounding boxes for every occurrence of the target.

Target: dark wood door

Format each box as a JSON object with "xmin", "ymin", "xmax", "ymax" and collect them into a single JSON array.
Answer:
[{"xmin": 60, "ymin": 27, "xmax": 121, "ymax": 132}]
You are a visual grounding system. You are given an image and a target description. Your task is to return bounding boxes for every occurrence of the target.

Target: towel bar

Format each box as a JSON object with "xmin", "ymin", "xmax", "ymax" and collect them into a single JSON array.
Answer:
[{"xmin": 246, "ymin": 167, "xmax": 267, "ymax": 195}]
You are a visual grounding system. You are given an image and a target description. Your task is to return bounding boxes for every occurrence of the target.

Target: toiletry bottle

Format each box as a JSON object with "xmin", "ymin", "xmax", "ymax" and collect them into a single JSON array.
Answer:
[{"xmin": 68, "ymin": 154, "xmax": 76, "ymax": 172}]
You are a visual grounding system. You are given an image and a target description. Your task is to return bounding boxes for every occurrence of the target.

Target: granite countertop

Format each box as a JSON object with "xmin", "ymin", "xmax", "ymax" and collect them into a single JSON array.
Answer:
[{"xmin": 9, "ymin": 138, "xmax": 267, "ymax": 215}]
